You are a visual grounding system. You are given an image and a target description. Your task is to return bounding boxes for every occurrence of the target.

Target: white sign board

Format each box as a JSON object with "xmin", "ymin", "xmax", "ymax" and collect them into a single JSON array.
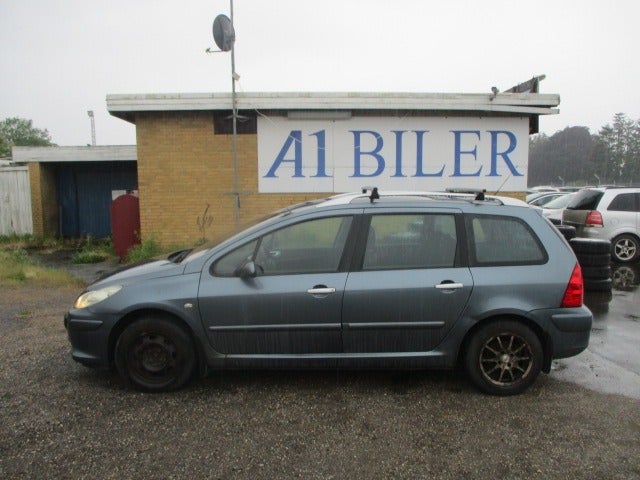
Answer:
[{"xmin": 258, "ymin": 116, "xmax": 529, "ymax": 193}]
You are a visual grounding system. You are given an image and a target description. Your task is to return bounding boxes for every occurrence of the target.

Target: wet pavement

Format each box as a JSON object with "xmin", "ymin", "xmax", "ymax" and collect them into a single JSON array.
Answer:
[{"xmin": 553, "ymin": 262, "xmax": 640, "ymax": 399}]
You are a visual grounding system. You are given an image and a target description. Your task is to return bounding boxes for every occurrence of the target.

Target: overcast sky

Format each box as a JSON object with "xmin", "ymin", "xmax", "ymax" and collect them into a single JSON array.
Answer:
[{"xmin": 1, "ymin": 0, "xmax": 638, "ymax": 147}]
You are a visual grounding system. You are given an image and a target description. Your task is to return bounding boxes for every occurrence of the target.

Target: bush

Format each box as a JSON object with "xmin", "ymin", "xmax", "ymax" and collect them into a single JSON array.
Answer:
[
  {"xmin": 71, "ymin": 237, "xmax": 115, "ymax": 264},
  {"xmin": 125, "ymin": 237, "xmax": 162, "ymax": 264}
]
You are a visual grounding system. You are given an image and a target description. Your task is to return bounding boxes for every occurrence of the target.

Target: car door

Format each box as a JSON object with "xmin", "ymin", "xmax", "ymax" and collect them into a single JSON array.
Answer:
[
  {"xmin": 198, "ymin": 213, "xmax": 357, "ymax": 355},
  {"xmin": 342, "ymin": 209, "xmax": 473, "ymax": 353}
]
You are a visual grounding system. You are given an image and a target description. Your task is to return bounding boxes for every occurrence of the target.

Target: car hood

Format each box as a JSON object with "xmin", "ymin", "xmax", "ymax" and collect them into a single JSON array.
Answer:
[{"xmin": 89, "ymin": 259, "xmax": 186, "ymax": 289}]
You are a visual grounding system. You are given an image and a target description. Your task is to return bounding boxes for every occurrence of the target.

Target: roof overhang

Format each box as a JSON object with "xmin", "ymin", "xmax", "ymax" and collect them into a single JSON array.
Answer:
[
  {"xmin": 107, "ymin": 91, "xmax": 560, "ymax": 127},
  {"xmin": 12, "ymin": 145, "xmax": 137, "ymax": 163}
]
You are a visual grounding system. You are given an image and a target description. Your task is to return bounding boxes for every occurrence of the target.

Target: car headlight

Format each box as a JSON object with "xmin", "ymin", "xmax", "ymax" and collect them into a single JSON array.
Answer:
[{"xmin": 74, "ymin": 285, "xmax": 123, "ymax": 309}]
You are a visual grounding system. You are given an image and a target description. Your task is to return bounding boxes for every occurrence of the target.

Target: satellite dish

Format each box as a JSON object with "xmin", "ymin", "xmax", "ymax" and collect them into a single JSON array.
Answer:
[{"xmin": 213, "ymin": 14, "xmax": 235, "ymax": 51}]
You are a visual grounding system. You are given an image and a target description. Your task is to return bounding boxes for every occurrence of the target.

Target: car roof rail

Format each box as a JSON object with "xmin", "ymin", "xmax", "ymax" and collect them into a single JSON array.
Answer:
[{"xmin": 445, "ymin": 188, "xmax": 486, "ymax": 201}]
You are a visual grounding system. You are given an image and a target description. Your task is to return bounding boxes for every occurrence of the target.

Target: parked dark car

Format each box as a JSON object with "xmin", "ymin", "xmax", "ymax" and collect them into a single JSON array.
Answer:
[{"xmin": 65, "ymin": 190, "xmax": 592, "ymax": 396}]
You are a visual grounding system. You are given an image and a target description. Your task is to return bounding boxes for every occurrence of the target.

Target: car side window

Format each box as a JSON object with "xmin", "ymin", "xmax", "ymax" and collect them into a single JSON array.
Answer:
[
  {"xmin": 608, "ymin": 193, "xmax": 639, "ymax": 212},
  {"xmin": 467, "ymin": 215, "xmax": 547, "ymax": 265},
  {"xmin": 362, "ymin": 214, "xmax": 457, "ymax": 270},
  {"xmin": 253, "ymin": 216, "xmax": 353, "ymax": 275},
  {"xmin": 212, "ymin": 240, "xmax": 259, "ymax": 276}
]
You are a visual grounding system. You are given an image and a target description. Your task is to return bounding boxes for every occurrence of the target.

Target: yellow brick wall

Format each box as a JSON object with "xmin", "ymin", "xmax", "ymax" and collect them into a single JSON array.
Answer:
[
  {"xmin": 135, "ymin": 112, "xmax": 325, "ymax": 247},
  {"xmin": 28, "ymin": 163, "xmax": 58, "ymax": 237}
]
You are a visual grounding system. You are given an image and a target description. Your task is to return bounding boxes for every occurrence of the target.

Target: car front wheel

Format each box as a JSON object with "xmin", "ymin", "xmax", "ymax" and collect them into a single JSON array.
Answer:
[
  {"xmin": 115, "ymin": 316, "xmax": 196, "ymax": 392},
  {"xmin": 612, "ymin": 234, "xmax": 639, "ymax": 263},
  {"xmin": 465, "ymin": 320, "xmax": 542, "ymax": 396}
]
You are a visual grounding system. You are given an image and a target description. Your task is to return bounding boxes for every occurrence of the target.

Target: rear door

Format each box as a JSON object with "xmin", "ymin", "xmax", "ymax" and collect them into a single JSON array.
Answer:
[{"xmin": 342, "ymin": 209, "xmax": 473, "ymax": 353}]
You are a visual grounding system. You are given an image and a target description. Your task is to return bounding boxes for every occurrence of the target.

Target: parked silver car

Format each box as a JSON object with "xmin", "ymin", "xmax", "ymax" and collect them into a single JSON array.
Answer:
[
  {"xmin": 65, "ymin": 189, "xmax": 592, "ymax": 396},
  {"xmin": 562, "ymin": 187, "xmax": 640, "ymax": 263}
]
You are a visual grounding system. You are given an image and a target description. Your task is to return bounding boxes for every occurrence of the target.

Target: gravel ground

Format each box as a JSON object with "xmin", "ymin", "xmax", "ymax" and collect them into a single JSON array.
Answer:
[{"xmin": 1, "ymin": 284, "xmax": 640, "ymax": 480}]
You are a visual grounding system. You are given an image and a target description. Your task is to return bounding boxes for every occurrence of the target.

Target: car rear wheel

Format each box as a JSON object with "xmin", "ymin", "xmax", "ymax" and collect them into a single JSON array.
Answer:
[
  {"xmin": 465, "ymin": 320, "xmax": 542, "ymax": 396},
  {"xmin": 115, "ymin": 316, "xmax": 196, "ymax": 392},
  {"xmin": 612, "ymin": 234, "xmax": 639, "ymax": 263}
]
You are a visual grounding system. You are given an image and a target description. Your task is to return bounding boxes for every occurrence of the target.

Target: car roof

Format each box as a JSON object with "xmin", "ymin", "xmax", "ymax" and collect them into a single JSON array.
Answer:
[{"xmin": 315, "ymin": 189, "xmax": 529, "ymax": 208}]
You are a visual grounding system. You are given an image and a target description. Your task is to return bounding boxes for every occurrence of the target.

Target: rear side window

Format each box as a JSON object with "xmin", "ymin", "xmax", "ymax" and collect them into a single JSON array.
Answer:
[
  {"xmin": 467, "ymin": 215, "xmax": 547, "ymax": 266},
  {"xmin": 608, "ymin": 193, "xmax": 640, "ymax": 212},
  {"xmin": 566, "ymin": 190, "xmax": 604, "ymax": 210},
  {"xmin": 362, "ymin": 213, "xmax": 457, "ymax": 270}
]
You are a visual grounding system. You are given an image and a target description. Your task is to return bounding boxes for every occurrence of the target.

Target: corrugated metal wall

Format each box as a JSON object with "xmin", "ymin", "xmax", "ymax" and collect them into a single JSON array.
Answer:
[
  {"xmin": 56, "ymin": 162, "xmax": 137, "ymax": 238},
  {"xmin": 0, "ymin": 166, "xmax": 33, "ymax": 235}
]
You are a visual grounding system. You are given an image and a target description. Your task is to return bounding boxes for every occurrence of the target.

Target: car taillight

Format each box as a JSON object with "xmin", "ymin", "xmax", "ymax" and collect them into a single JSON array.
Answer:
[
  {"xmin": 561, "ymin": 263, "xmax": 584, "ymax": 308},
  {"xmin": 585, "ymin": 210, "xmax": 603, "ymax": 227}
]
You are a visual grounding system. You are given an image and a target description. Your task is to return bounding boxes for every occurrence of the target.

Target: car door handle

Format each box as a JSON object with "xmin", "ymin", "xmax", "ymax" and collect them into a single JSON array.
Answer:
[
  {"xmin": 435, "ymin": 282, "xmax": 464, "ymax": 290},
  {"xmin": 307, "ymin": 287, "xmax": 336, "ymax": 295}
]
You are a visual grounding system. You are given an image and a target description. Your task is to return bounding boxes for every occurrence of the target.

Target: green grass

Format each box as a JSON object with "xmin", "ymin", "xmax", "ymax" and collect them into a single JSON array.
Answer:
[
  {"xmin": 0, "ymin": 249, "xmax": 82, "ymax": 287},
  {"xmin": 125, "ymin": 237, "xmax": 162, "ymax": 263},
  {"xmin": 71, "ymin": 236, "xmax": 115, "ymax": 264}
]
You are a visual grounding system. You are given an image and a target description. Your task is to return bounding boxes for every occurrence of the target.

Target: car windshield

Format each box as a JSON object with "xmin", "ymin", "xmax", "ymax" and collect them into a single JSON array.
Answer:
[{"xmin": 543, "ymin": 193, "xmax": 575, "ymax": 209}]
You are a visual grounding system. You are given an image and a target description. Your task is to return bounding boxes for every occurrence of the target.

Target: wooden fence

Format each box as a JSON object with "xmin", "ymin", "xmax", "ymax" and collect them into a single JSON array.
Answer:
[{"xmin": 0, "ymin": 166, "xmax": 33, "ymax": 235}]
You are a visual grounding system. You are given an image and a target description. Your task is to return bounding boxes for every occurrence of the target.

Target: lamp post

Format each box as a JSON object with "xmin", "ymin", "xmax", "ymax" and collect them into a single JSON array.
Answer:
[{"xmin": 209, "ymin": 1, "xmax": 240, "ymax": 227}]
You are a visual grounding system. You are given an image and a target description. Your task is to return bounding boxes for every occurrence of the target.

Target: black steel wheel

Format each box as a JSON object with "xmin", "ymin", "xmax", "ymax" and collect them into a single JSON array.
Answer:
[
  {"xmin": 465, "ymin": 320, "xmax": 542, "ymax": 396},
  {"xmin": 115, "ymin": 316, "xmax": 196, "ymax": 392},
  {"xmin": 611, "ymin": 234, "xmax": 639, "ymax": 263}
]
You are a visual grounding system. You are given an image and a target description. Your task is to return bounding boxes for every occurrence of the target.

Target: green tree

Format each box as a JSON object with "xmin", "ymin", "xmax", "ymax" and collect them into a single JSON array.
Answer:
[
  {"xmin": 594, "ymin": 113, "xmax": 640, "ymax": 184},
  {"xmin": 0, "ymin": 117, "xmax": 55, "ymax": 157}
]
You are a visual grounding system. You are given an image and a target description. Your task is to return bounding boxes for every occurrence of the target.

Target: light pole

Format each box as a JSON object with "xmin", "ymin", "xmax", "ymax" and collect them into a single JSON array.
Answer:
[{"xmin": 209, "ymin": 1, "xmax": 240, "ymax": 227}]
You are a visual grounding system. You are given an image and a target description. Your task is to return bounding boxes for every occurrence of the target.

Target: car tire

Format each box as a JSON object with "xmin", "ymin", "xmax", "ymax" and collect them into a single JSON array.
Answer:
[
  {"xmin": 581, "ymin": 265, "xmax": 611, "ymax": 280},
  {"xmin": 576, "ymin": 252, "xmax": 611, "ymax": 267},
  {"xmin": 554, "ymin": 225, "xmax": 576, "ymax": 241},
  {"xmin": 584, "ymin": 277, "xmax": 613, "ymax": 292},
  {"xmin": 611, "ymin": 234, "xmax": 639, "ymax": 263},
  {"xmin": 570, "ymin": 238, "xmax": 611, "ymax": 255},
  {"xmin": 115, "ymin": 316, "xmax": 196, "ymax": 392},
  {"xmin": 464, "ymin": 320, "xmax": 543, "ymax": 396}
]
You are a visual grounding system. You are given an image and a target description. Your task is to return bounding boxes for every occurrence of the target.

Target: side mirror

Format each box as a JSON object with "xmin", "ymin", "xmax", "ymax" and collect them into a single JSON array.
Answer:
[{"xmin": 235, "ymin": 259, "xmax": 257, "ymax": 278}]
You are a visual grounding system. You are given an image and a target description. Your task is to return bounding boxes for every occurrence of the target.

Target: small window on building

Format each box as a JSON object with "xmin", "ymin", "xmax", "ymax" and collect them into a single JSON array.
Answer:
[
  {"xmin": 213, "ymin": 111, "xmax": 257, "ymax": 134},
  {"xmin": 467, "ymin": 215, "xmax": 547, "ymax": 266}
]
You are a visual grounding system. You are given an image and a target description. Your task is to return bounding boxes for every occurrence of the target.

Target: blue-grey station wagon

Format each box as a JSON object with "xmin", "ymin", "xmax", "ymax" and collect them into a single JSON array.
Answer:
[{"xmin": 65, "ymin": 189, "xmax": 592, "ymax": 395}]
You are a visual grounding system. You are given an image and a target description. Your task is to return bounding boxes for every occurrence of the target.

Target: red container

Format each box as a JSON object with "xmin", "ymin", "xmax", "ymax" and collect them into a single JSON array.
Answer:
[{"xmin": 111, "ymin": 194, "xmax": 141, "ymax": 261}]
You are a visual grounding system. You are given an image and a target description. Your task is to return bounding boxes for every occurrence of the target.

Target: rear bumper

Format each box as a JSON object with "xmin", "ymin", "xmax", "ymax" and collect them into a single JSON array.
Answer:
[{"xmin": 544, "ymin": 306, "xmax": 593, "ymax": 359}]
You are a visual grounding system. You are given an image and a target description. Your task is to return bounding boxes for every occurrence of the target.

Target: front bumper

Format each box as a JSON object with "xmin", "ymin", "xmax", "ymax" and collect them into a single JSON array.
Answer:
[{"xmin": 64, "ymin": 310, "xmax": 117, "ymax": 369}]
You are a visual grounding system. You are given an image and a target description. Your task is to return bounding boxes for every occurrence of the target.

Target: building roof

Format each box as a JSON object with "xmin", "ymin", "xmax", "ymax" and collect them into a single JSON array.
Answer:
[
  {"xmin": 12, "ymin": 145, "xmax": 137, "ymax": 163},
  {"xmin": 106, "ymin": 91, "xmax": 560, "ymax": 124}
]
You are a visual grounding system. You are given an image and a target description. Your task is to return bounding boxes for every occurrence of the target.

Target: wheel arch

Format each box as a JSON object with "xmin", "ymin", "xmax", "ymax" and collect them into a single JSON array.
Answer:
[
  {"xmin": 108, "ymin": 308, "xmax": 206, "ymax": 376},
  {"xmin": 456, "ymin": 314, "xmax": 553, "ymax": 373}
]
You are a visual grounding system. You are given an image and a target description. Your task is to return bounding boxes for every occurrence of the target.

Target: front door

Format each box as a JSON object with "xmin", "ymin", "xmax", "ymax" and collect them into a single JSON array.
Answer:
[{"xmin": 198, "ymin": 215, "xmax": 355, "ymax": 355}]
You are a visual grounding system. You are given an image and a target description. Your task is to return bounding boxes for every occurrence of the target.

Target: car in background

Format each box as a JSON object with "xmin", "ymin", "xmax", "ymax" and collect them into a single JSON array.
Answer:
[
  {"xmin": 527, "ymin": 192, "xmax": 569, "ymax": 207},
  {"xmin": 541, "ymin": 193, "xmax": 577, "ymax": 225},
  {"xmin": 562, "ymin": 187, "xmax": 640, "ymax": 263},
  {"xmin": 65, "ymin": 189, "xmax": 592, "ymax": 396}
]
